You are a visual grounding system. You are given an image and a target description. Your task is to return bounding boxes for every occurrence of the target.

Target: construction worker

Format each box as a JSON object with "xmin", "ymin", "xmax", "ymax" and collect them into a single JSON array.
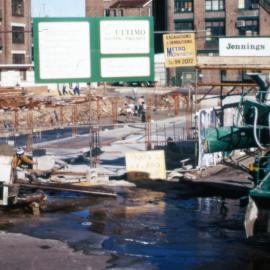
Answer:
[{"xmin": 11, "ymin": 147, "xmax": 36, "ymax": 183}]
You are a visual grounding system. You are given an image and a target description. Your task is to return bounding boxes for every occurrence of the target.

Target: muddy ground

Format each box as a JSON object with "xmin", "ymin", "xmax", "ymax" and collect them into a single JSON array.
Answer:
[{"xmin": 1, "ymin": 179, "xmax": 270, "ymax": 270}]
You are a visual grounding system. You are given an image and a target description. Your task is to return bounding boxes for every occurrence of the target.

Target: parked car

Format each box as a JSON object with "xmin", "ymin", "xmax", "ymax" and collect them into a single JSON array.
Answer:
[{"xmin": 111, "ymin": 81, "xmax": 156, "ymax": 87}]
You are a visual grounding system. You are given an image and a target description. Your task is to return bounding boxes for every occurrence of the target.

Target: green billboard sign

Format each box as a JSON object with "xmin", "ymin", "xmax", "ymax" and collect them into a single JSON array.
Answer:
[{"xmin": 33, "ymin": 17, "xmax": 154, "ymax": 83}]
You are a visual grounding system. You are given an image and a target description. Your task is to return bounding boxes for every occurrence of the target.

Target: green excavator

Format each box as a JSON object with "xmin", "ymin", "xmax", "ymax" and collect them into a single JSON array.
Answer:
[{"xmin": 201, "ymin": 73, "xmax": 270, "ymax": 238}]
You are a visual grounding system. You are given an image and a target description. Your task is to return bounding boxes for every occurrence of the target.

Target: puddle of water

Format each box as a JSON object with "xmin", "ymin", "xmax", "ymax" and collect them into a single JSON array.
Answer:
[
  {"xmin": 87, "ymin": 196, "xmax": 270, "ymax": 270},
  {"xmin": 2, "ymin": 191, "xmax": 270, "ymax": 270}
]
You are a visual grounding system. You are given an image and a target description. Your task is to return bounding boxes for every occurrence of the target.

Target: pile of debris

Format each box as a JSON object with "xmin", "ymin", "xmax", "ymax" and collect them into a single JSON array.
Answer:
[{"xmin": 0, "ymin": 86, "xmax": 123, "ymax": 133}]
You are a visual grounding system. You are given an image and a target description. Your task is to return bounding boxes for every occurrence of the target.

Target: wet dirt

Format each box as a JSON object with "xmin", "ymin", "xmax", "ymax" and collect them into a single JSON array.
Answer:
[{"xmin": 1, "ymin": 185, "xmax": 270, "ymax": 270}]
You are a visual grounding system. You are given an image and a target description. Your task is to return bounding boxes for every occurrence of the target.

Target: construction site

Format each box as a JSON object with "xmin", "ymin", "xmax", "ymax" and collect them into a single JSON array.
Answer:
[
  {"xmin": 1, "ymin": 2, "xmax": 270, "ymax": 269},
  {"xmin": 1, "ymin": 55, "xmax": 270, "ymax": 269},
  {"xmin": 1, "ymin": 76, "xmax": 270, "ymax": 269}
]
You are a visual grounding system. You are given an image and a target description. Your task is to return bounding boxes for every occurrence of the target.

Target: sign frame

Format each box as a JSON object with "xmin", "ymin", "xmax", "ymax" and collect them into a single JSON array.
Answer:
[{"xmin": 33, "ymin": 17, "xmax": 154, "ymax": 84}]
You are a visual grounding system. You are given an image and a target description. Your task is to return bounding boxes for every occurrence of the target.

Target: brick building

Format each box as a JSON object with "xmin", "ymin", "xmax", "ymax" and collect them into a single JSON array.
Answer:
[
  {"xmin": 0, "ymin": 0, "xmax": 31, "ymax": 65},
  {"xmin": 168, "ymin": 0, "xmax": 270, "ymax": 85},
  {"xmin": 86, "ymin": 0, "xmax": 152, "ymax": 17},
  {"xmin": 260, "ymin": 0, "xmax": 270, "ymax": 13},
  {"xmin": 86, "ymin": 0, "xmax": 105, "ymax": 17},
  {"xmin": 171, "ymin": 0, "xmax": 270, "ymax": 53},
  {"xmin": 85, "ymin": 0, "xmax": 270, "ymax": 86}
]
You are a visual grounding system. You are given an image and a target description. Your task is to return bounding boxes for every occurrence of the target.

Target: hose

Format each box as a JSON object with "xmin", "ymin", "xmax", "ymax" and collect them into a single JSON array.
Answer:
[{"xmin": 252, "ymin": 106, "xmax": 268, "ymax": 151}]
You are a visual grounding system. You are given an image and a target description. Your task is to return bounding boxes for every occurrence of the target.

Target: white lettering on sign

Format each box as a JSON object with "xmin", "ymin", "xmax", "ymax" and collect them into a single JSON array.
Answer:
[
  {"xmin": 100, "ymin": 20, "xmax": 150, "ymax": 54},
  {"xmin": 125, "ymin": 150, "xmax": 166, "ymax": 180},
  {"xmin": 219, "ymin": 38, "xmax": 270, "ymax": 56},
  {"xmin": 38, "ymin": 22, "xmax": 91, "ymax": 79}
]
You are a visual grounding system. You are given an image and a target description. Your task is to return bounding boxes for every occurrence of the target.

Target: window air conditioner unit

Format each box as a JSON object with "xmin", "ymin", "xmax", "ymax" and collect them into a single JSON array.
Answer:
[{"xmin": 236, "ymin": 20, "xmax": 245, "ymax": 27}]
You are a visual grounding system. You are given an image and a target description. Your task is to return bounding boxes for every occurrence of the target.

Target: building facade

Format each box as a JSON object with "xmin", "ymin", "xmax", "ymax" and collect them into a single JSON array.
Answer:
[
  {"xmin": 171, "ymin": 0, "xmax": 270, "ymax": 53},
  {"xmin": 85, "ymin": 0, "xmax": 270, "ymax": 86},
  {"xmin": 166, "ymin": 0, "xmax": 270, "ymax": 85},
  {"xmin": 0, "ymin": 0, "xmax": 31, "ymax": 65},
  {"xmin": 86, "ymin": 0, "xmax": 152, "ymax": 17},
  {"xmin": 86, "ymin": 0, "xmax": 105, "ymax": 17},
  {"xmin": 260, "ymin": 0, "xmax": 270, "ymax": 13}
]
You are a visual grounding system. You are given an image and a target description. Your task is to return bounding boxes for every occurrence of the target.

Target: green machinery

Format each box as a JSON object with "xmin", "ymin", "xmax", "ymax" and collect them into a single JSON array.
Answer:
[{"xmin": 202, "ymin": 73, "xmax": 270, "ymax": 238}]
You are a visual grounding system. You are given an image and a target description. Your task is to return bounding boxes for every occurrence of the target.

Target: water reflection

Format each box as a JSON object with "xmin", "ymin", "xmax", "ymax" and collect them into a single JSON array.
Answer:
[
  {"xmin": 86, "ymin": 196, "xmax": 269, "ymax": 270},
  {"xmin": 3, "ymin": 192, "xmax": 270, "ymax": 270}
]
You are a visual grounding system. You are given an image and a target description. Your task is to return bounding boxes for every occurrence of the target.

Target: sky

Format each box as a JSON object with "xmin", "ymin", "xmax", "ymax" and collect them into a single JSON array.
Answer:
[{"xmin": 31, "ymin": 0, "xmax": 85, "ymax": 17}]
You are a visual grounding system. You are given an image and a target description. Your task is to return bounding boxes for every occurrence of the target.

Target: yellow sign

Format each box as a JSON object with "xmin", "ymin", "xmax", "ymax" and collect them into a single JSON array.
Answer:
[
  {"xmin": 163, "ymin": 33, "xmax": 197, "ymax": 67},
  {"xmin": 125, "ymin": 150, "xmax": 166, "ymax": 180}
]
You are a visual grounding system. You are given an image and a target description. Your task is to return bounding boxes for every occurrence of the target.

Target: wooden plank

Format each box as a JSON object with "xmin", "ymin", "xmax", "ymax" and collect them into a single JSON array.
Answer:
[{"xmin": 19, "ymin": 182, "xmax": 117, "ymax": 197}]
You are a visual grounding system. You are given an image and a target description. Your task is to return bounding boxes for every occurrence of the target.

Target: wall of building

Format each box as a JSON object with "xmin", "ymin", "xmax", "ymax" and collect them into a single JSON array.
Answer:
[
  {"xmin": 86, "ymin": 0, "xmax": 152, "ymax": 17},
  {"xmin": 0, "ymin": 0, "xmax": 31, "ymax": 65},
  {"xmin": 119, "ymin": 7, "xmax": 151, "ymax": 17},
  {"xmin": 170, "ymin": 0, "xmax": 270, "ymax": 52},
  {"xmin": 260, "ymin": 6, "xmax": 270, "ymax": 35},
  {"xmin": 167, "ymin": 0, "xmax": 270, "ymax": 86},
  {"xmin": 86, "ymin": 0, "xmax": 104, "ymax": 17}
]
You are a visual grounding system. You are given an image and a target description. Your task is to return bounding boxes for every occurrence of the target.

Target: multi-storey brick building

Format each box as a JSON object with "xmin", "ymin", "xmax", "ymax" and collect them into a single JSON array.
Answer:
[
  {"xmin": 85, "ymin": 0, "xmax": 270, "ymax": 85},
  {"xmin": 0, "ymin": 0, "xmax": 31, "ymax": 65},
  {"xmin": 172, "ymin": 0, "xmax": 270, "ymax": 53},
  {"xmin": 168, "ymin": 0, "xmax": 270, "ymax": 85}
]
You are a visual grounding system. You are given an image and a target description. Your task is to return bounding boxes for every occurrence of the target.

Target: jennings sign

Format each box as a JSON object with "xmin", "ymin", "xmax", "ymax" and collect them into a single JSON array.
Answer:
[
  {"xmin": 163, "ymin": 33, "xmax": 197, "ymax": 68},
  {"xmin": 219, "ymin": 37, "xmax": 270, "ymax": 57},
  {"xmin": 33, "ymin": 17, "xmax": 154, "ymax": 83}
]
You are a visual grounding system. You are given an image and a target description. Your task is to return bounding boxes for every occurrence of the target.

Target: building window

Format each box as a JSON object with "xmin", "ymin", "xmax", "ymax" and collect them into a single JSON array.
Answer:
[
  {"xmin": 12, "ymin": 54, "xmax": 25, "ymax": 64},
  {"xmin": 205, "ymin": 20, "xmax": 225, "ymax": 42},
  {"xmin": 221, "ymin": 69, "xmax": 261, "ymax": 82},
  {"xmin": 221, "ymin": 70, "xmax": 242, "ymax": 82},
  {"xmin": 104, "ymin": 9, "xmax": 110, "ymax": 16},
  {"xmin": 175, "ymin": 0, "xmax": 193, "ymax": 12},
  {"xmin": 12, "ymin": 26, "xmax": 25, "ymax": 44},
  {"xmin": 237, "ymin": 18, "xmax": 259, "ymax": 36},
  {"xmin": 238, "ymin": 0, "xmax": 259, "ymax": 10},
  {"xmin": 119, "ymin": 9, "xmax": 124, "ymax": 16},
  {"xmin": 12, "ymin": 0, "xmax": 24, "ymax": 16},
  {"xmin": 175, "ymin": 20, "xmax": 194, "ymax": 30},
  {"xmin": 20, "ymin": 70, "xmax": 27, "ymax": 81},
  {"xmin": 205, "ymin": 0, "xmax": 225, "ymax": 11}
]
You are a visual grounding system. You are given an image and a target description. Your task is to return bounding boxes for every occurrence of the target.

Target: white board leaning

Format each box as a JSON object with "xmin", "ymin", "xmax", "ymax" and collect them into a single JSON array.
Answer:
[{"xmin": 125, "ymin": 150, "xmax": 166, "ymax": 180}]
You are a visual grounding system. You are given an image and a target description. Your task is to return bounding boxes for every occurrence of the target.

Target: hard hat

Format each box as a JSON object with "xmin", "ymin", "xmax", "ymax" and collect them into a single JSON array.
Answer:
[{"xmin": 16, "ymin": 147, "xmax": 24, "ymax": 156}]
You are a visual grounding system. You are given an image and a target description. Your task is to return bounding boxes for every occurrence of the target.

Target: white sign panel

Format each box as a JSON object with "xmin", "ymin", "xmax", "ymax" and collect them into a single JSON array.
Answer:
[
  {"xmin": 100, "ymin": 20, "xmax": 150, "ymax": 54},
  {"xmin": 219, "ymin": 38, "xmax": 270, "ymax": 57},
  {"xmin": 101, "ymin": 57, "xmax": 150, "ymax": 78},
  {"xmin": 38, "ymin": 22, "xmax": 91, "ymax": 79},
  {"xmin": 125, "ymin": 150, "xmax": 166, "ymax": 180}
]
